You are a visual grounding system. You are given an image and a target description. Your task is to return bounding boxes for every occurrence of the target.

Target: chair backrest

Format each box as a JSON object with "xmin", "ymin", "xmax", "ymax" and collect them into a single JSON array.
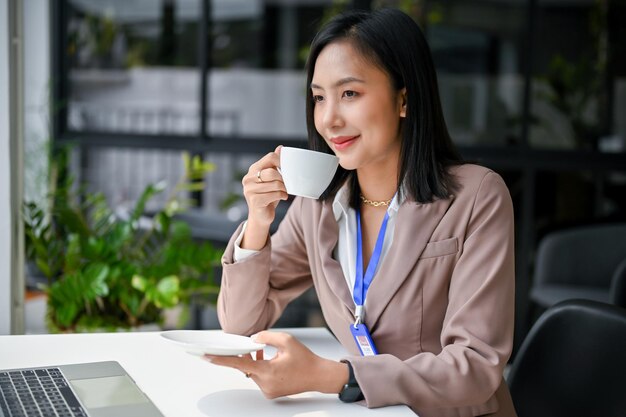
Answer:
[
  {"xmin": 507, "ymin": 299, "xmax": 626, "ymax": 417},
  {"xmin": 610, "ymin": 259, "xmax": 626, "ymax": 309},
  {"xmin": 534, "ymin": 223, "xmax": 626, "ymax": 287}
]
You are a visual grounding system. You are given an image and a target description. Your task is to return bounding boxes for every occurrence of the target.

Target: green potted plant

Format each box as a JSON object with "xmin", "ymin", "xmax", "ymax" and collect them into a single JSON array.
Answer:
[{"xmin": 24, "ymin": 150, "xmax": 223, "ymax": 332}]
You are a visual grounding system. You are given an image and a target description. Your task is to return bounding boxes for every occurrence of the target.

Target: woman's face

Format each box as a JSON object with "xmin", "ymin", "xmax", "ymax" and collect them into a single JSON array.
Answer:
[{"xmin": 311, "ymin": 41, "xmax": 406, "ymax": 172}]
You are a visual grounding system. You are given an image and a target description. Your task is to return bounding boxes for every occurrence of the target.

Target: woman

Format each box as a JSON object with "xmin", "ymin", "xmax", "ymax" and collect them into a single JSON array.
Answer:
[{"xmin": 208, "ymin": 8, "xmax": 517, "ymax": 417}]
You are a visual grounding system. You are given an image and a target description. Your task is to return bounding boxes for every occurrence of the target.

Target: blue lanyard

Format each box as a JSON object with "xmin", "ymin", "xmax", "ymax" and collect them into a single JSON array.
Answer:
[{"xmin": 353, "ymin": 208, "xmax": 390, "ymax": 325}]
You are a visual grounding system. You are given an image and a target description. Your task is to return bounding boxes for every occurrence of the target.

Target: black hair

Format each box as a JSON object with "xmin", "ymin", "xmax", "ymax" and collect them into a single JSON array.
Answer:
[{"xmin": 305, "ymin": 8, "xmax": 462, "ymax": 206}]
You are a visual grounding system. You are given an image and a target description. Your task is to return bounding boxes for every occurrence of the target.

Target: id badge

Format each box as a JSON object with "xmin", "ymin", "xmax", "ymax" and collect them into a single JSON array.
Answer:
[{"xmin": 349, "ymin": 323, "xmax": 378, "ymax": 356}]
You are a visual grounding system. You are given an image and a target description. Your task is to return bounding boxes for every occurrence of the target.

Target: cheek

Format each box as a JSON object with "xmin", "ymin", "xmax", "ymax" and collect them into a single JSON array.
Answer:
[
  {"xmin": 378, "ymin": 106, "xmax": 402, "ymax": 132},
  {"xmin": 351, "ymin": 98, "xmax": 389, "ymax": 128},
  {"xmin": 313, "ymin": 108, "xmax": 323, "ymax": 134}
]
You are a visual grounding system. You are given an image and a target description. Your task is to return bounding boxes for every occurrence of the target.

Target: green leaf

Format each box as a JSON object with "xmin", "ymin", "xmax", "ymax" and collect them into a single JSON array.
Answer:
[
  {"xmin": 32, "ymin": 239, "xmax": 50, "ymax": 261},
  {"xmin": 182, "ymin": 152, "xmax": 190, "ymax": 172},
  {"xmin": 109, "ymin": 265, "xmax": 122, "ymax": 280},
  {"xmin": 164, "ymin": 200, "xmax": 181, "ymax": 217},
  {"xmin": 85, "ymin": 236, "xmax": 104, "ymax": 259},
  {"xmin": 131, "ymin": 275, "xmax": 149, "ymax": 292},
  {"xmin": 187, "ymin": 171, "xmax": 207, "ymax": 180},
  {"xmin": 182, "ymin": 182, "xmax": 206, "ymax": 192},
  {"xmin": 131, "ymin": 182, "xmax": 166, "ymax": 222},
  {"xmin": 64, "ymin": 234, "xmax": 81, "ymax": 272},
  {"xmin": 84, "ymin": 263, "xmax": 110, "ymax": 297},
  {"xmin": 56, "ymin": 206, "xmax": 91, "ymax": 237},
  {"xmin": 35, "ymin": 258, "xmax": 52, "ymax": 279},
  {"xmin": 191, "ymin": 155, "xmax": 201, "ymax": 171},
  {"xmin": 48, "ymin": 277, "xmax": 82, "ymax": 328},
  {"xmin": 119, "ymin": 291, "xmax": 142, "ymax": 317},
  {"xmin": 25, "ymin": 149, "xmax": 228, "ymax": 331},
  {"xmin": 108, "ymin": 221, "xmax": 132, "ymax": 249},
  {"xmin": 54, "ymin": 303, "xmax": 79, "ymax": 329},
  {"xmin": 201, "ymin": 162, "xmax": 216, "ymax": 172},
  {"xmin": 157, "ymin": 275, "xmax": 179, "ymax": 293},
  {"xmin": 170, "ymin": 221, "xmax": 191, "ymax": 241},
  {"xmin": 152, "ymin": 276, "xmax": 180, "ymax": 308},
  {"xmin": 154, "ymin": 212, "xmax": 171, "ymax": 235}
]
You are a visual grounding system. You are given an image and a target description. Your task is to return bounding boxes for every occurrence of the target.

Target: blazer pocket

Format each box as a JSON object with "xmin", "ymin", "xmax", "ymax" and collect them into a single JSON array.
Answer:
[{"xmin": 419, "ymin": 237, "xmax": 458, "ymax": 259}]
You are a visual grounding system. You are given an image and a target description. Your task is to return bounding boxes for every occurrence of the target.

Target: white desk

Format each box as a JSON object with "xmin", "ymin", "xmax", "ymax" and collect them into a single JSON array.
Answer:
[{"xmin": 0, "ymin": 328, "xmax": 413, "ymax": 416}]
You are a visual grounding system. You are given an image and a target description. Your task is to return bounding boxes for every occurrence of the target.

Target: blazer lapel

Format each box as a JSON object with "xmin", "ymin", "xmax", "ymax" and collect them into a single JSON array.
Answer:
[
  {"xmin": 365, "ymin": 196, "xmax": 454, "ymax": 330},
  {"xmin": 317, "ymin": 201, "xmax": 354, "ymax": 312}
]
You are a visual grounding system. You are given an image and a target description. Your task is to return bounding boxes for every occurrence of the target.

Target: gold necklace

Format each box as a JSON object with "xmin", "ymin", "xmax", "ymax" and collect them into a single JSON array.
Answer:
[{"xmin": 360, "ymin": 194, "xmax": 392, "ymax": 207}]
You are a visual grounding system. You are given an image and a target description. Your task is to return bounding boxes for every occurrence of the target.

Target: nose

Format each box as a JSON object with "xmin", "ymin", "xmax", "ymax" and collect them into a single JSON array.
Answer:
[{"xmin": 319, "ymin": 100, "xmax": 344, "ymax": 131}]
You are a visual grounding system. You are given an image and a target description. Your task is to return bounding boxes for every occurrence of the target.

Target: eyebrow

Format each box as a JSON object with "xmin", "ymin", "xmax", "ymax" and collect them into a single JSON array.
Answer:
[{"xmin": 310, "ymin": 77, "xmax": 365, "ymax": 90}]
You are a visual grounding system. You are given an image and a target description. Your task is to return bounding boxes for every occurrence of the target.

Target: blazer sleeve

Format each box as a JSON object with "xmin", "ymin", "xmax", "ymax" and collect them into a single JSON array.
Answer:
[
  {"xmin": 348, "ymin": 171, "xmax": 515, "ymax": 412},
  {"xmin": 217, "ymin": 197, "xmax": 314, "ymax": 336}
]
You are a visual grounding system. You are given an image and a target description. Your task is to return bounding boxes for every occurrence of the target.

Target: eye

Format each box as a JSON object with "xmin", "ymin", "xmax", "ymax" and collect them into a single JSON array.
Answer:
[
  {"xmin": 312, "ymin": 94, "xmax": 324, "ymax": 103},
  {"xmin": 342, "ymin": 90, "xmax": 358, "ymax": 99}
]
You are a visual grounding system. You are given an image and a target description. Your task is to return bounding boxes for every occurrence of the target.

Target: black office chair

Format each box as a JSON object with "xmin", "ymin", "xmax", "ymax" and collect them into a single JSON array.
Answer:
[
  {"xmin": 610, "ymin": 258, "xmax": 626, "ymax": 309},
  {"xmin": 507, "ymin": 299, "xmax": 626, "ymax": 417},
  {"xmin": 530, "ymin": 223, "xmax": 626, "ymax": 309}
]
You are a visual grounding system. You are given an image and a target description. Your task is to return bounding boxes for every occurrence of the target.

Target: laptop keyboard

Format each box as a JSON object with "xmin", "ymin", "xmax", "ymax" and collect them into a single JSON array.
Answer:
[{"xmin": 0, "ymin": 367, "xmax": 87, "ymax": 417}]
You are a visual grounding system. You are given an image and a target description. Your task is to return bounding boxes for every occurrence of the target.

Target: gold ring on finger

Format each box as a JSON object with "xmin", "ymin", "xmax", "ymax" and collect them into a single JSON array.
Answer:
[{"xmin": 256, "ymin": 170, "xmax": 264, "ymax": 183}]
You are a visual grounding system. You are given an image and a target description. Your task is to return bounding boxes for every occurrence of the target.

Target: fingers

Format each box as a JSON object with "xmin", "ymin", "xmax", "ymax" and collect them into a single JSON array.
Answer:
[
  {"xmin": 242, "ymin": 149, "xmax": 288, "ymax": 206},
  {"xmin": 252, "ymin": 331, "xmax": 294, "ymax": 351},
  {"xmin": 241, "ymin": 150, "xmax": 286, "ymax": 193},
  {"xmin": 204, "ymin": 354, "xmax": 260, "ymax": 375},
  {"xmin": 245, "ymin": 147, "xmax": 284, "ymax": 184},
  {"xmin": 249, "ymin": 150, "xmax": 281, "ymax": 177},
  {"xmin": 244, "ymin": 190, "xmax": 289, "ymax": 211},
  {"xmin": 248, "ymin": 167, "xmax": 282, "ymax": 185},
  {"xmin": 204, "ymin": 333, "xmax": 316, "ymax": 399}
]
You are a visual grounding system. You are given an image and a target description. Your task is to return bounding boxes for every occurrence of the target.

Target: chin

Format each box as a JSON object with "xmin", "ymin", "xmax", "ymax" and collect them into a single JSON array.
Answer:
[{"xmin": 338, "ymin": 158, "xmax": 358, "ymax": 171}]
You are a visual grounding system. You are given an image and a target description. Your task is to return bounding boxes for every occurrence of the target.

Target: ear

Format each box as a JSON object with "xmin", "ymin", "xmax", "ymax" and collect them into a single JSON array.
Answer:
[{"xmin": 398, "ymin": 88, "xmax": 407, "ymax": 118}]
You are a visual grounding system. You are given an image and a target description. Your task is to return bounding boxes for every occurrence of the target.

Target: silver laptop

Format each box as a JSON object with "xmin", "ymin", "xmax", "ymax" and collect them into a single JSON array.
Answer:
[{"xmin": 0, "ymin": 361, "xmax": 163, "ymax": 417}]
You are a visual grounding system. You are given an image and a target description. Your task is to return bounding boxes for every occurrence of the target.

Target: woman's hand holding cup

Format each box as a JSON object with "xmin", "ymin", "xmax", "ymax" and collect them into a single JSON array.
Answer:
[
  {"xmin": 241, "ymin": 146, "xmax": 288, "ymax": 250},
  {"xmin": 241, "ymin": 145, "xmax": 339, "ymax": 250}
]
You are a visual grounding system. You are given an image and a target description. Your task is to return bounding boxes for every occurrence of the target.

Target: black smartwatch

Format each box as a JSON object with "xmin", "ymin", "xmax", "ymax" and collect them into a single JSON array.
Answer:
[{"xmin": 338, "ymin": 360, "xmax": 364, "ymax": 402}]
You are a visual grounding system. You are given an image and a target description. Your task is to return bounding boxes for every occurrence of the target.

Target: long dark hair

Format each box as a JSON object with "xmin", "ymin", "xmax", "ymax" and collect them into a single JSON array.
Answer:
[{"xmin": 305, "ymin": 8, "xmax": 462, "ymax": 206}]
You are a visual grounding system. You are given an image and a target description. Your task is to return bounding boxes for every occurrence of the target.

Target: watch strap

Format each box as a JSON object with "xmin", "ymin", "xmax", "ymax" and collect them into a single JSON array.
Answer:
[{"xmin": 338, "ymin": 360, "xmax": 364, "ymax": 402}]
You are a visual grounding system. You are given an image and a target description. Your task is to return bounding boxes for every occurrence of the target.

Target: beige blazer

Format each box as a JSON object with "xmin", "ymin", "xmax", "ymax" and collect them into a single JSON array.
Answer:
[{"xmin": 218, "ymin": 164, "xmax": 517, "ymax": 417}]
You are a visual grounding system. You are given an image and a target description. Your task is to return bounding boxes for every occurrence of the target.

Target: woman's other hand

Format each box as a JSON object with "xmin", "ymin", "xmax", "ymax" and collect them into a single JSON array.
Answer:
[
  {"xmin": 204, "ymin": 331, "xmax": 348, "ymax": 399},
  {"xmin": 241, "ymin": 146, "xmax": 288, "ymax": 250}
]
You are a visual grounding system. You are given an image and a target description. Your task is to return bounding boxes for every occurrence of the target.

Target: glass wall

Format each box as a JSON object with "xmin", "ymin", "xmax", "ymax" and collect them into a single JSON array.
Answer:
[
  {"xmin": 56, "ymin": 0, "xmax": 626, "ymax": 231},
  {"xmin": 529, "ymin": 0, "xmax": 625, "ymax": 152},
  {"xmin": 58, "ymin": 0, "xmax": 626, "ymax": 153},
  {"xmin": 529, "ymin": 0, "xmax": 600, "ymax": 150},
  {"xmin": 424, "ymin": 0, "xmax": 527, "ymax": 146},
  {"xmin": 66, "ymin": 0, "xmax": 201, "ymax": 135},
  {"xmin": 62, "ymin": 0, "xmax": 337, "ymax": 140},
  {"xmin": 206, "ymin": 0, "xmax": 331, "ymax": 138},
  {"xmin": 44, "ymin": 0, "xmax": 626, "ymax": 336},
  {"xmin": 60, "ymin": 0, "xmax": 339, "ymax": 213}
]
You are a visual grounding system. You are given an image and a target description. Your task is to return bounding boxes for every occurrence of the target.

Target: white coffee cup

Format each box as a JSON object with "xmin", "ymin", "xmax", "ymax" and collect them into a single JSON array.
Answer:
[{"xmin": 279, "ymin": 147, "xmax": 339, "ymax": 199}]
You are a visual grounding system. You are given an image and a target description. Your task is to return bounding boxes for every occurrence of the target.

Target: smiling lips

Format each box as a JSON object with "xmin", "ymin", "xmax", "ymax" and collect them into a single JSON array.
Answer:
[{"xmin": 330, "ymin": 135, "xmax": 360, "ymax": 150}]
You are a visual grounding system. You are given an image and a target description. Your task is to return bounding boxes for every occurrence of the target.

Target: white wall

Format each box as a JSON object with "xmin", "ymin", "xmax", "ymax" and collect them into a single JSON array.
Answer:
[
  {"xmin": 1, "ymin": 0, "xmax": 13, "ymax": 334},
  {"xmin": 0, "ymin": 0, "xmax": 12, "ymax": 334},
  {"xmin": 0, "ymin": 0, "xmax": 24, "ymax": 335}
]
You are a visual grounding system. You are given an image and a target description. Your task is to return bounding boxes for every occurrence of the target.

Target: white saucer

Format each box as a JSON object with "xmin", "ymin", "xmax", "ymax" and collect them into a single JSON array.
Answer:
[{"xmin": 160, "ymin": 330, "xmax": 266, "ymax": 356}]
